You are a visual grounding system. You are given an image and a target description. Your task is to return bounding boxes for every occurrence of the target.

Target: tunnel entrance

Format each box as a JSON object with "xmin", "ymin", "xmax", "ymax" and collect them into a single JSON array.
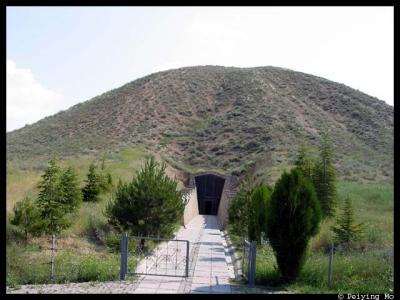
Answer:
[{"xmin": 194, "ymin": 174, "xmax": 226, "ymax": 215}]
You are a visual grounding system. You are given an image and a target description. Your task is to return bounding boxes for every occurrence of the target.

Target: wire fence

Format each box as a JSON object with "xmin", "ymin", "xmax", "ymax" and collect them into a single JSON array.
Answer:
[
  {"xmin": 7, "ymin": 235, "xmax": 121, "ymax": 285},
  {"xmin": 252, "ymin": 235, "xmax": 394, "ymax": 291}
]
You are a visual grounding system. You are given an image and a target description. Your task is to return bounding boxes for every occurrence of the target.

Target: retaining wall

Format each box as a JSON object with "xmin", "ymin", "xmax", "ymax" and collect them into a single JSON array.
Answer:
[{"xmin": 182, "ymin": 187, "xmax": 199, "ymax": 226}]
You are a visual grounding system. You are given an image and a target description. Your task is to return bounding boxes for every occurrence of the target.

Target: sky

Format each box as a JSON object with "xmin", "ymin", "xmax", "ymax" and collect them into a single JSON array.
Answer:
[{"xmin": 6, "ymin": 6, "xmax": 394, "ymax": 132}]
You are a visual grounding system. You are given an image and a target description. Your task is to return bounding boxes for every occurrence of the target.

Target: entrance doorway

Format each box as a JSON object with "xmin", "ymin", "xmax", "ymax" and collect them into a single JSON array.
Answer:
[
  {"xmin": 195, "ymin": 174, "xmax": 225, "ymax": 215},
  {"xmin": 205, "ymin": 201, "xmax": 212, "ymax": 215}
]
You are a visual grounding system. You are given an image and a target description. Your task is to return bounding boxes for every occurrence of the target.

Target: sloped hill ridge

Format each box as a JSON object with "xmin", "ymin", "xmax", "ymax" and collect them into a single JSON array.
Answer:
[{"xmin": 7, "ymin": 66, "xmax": 393, "ymax": 182}]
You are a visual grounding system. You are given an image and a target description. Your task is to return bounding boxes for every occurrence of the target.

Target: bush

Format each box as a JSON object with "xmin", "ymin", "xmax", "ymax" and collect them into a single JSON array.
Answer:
[
  {"xmin": 267, "ymin": 168, "xmax": 322, "ymax": 282},
  {"xmin": 6, "ymin": 220, "xmax": 25, "ymax": 245},
  {"xmin": 75, "ymin": 255, "xmax": 119, "ymax": 282}
]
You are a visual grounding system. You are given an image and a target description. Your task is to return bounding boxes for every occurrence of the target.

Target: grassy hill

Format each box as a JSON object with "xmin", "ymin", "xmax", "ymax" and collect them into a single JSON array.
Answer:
[
  {"xmin": 7, "ymin": 66, "xmax": 393, "ymax": 184},
  {"xmin": 6, "ymin": 66, "xmax": 393, "ymax": 292}
]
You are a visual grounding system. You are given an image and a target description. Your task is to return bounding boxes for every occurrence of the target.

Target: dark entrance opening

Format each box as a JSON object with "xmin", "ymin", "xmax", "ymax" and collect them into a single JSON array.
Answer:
[
  {"xmin": 205, "ymin": 201, "xmax": 212, "ymax": 215},
  {"xmin": 195, "ymin": 174, "xmax": 225, "ymax": 215}
]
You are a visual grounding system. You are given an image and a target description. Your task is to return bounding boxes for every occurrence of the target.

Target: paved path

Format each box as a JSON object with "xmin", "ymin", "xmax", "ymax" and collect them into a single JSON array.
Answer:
[{"xmin": 8, "ymin": 215, "xmax": 240, "ymax": 294}]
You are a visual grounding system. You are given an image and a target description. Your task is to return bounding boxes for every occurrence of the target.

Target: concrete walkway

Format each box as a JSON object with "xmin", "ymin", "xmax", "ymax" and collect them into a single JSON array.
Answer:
[
  {"xmin": 8, "ymin": 215, "xmax": 238, "ymax": 294},
  {"xmin": 131, "ymin": 214, "xmax": 235, "ymax": 293}
]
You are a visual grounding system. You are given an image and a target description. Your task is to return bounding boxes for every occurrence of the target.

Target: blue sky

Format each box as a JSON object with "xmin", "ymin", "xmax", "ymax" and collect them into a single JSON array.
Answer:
[{"xmin": 6, "ymin": 7, "xmax": 394, "ymax": 132}]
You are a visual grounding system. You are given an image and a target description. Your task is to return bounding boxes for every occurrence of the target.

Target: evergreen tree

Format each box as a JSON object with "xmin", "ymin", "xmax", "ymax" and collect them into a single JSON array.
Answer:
[
  {"xmin": 313, "ymin": 129, "xmax": 337, "ymax": 218},
  {"xmin": 331, "ymin": 196, "xmax": 364, "ymax": 245},
  {"xmin": 60, "ymin": 167, "xmax": 82, "ymax": 211},
  {"xmin": 10, "ymin": 196, "xmax": 44, "ymax": 244},
  {"xmin": 82, "ymin": 163, "xmax": 101, "ymax": 202},
  {"xmin": 228, "ymin": 174, "xmax": 255, "ymax": 238},
  {"xmin": 267, "ymin": 168, "xmax": 321, "ymax": 282},
  {"xmin": 105, "ymin": 156, "xmax": 184, "ymax": 245},
  {"xmin": 294, "ymin": 144, "xmax": 314, "ymax": 179},
  {"xmin": 36, "ymin": 160, "xmax": 71, "ymax": 235},
  {"xmin": 248, "ymin": 184, "xmax": 272, "ymax": 243},
  {"xmin": 96, "ymin": 156, "xmax": 113, "ymax": 193}
]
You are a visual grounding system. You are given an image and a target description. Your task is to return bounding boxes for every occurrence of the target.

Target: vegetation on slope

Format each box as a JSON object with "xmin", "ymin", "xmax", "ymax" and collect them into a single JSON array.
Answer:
[{"xmin": 7, "ymin": 66, "xmax": 393, "ymax": 183}]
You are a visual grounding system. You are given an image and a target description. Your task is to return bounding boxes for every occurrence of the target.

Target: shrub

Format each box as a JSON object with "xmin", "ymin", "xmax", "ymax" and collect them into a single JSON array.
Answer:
[
  {"xmin": 267, "ymin": 168, "xmax": 322, "ymax": 282},
  {"xmin": 76, "ymin": 255, "xmax": 119, "ymax": 282}
]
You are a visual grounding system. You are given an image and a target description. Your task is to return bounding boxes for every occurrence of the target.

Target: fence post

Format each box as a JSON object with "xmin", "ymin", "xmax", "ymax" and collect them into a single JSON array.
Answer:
[
  {"xmin": 327, "ymin": 243, "xmax": 334, "ymax": 288},
  {"xmin": 120, "ymin": 232, "xmax": 128, "ymax": 280},
  {"xmin": 50, "ymin": 234, "xmax": 55, "ymax": 281},
  {"xmin": 185, "ymin": 240, "xmax": 190, "ymax": 277},
  {"xmin": 249, "ymin": 241, "xmax": 257, "ymax": 287}
]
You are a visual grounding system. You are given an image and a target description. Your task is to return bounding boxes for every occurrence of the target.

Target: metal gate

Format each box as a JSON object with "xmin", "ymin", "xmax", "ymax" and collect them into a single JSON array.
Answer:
[
  {"xmin": 242, "ymin": 240, "xmax": 257, "ymax": 286},
  {"xmin": 120, "ymin": 233, "xmax": 189, "ymax": 280}
]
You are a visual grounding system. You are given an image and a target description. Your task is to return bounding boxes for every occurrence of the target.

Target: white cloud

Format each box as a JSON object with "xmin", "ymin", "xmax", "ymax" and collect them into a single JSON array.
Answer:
[{"xmin": 7, "ymin": 59, "xmax": 65, "ymax": 132}]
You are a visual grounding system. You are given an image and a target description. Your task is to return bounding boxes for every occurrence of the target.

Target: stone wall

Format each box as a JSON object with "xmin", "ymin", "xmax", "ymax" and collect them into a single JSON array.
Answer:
[
  {"xmin": 217, "ymin": 176, "xmax": 240, "ymax": 229},
  {"xmin": 182, "ymin": 187, "xmax": 199, "ymax": 226}
]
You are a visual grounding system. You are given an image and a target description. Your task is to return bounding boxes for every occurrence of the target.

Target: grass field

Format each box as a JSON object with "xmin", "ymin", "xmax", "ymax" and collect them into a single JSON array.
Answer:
[
  {"xmin": 6, "ymin": 146, "xmax": 158, "ymax": 288},
  {"xmin": 228, "ymin": 181, "xmax": 394, "ymax": 293},
  {"xmin": 6, "ymin": 146, "xmax": 149, "ymax": 214},
  {"xmin": 6, "ymin": 148, "xmax": 393, "ymax": 292}
]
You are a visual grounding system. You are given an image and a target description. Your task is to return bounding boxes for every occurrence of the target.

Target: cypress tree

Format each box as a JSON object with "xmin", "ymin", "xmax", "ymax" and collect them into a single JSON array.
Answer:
[{"xmin": 267, "ymin": 168, "xmax": 321, "ymax": 282}]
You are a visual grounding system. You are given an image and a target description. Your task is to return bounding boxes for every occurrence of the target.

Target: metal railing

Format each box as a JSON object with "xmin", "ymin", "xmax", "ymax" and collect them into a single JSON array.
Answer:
[{"xmin": 120, "ymin": 233, "xmax": 190, "ymax": 280}]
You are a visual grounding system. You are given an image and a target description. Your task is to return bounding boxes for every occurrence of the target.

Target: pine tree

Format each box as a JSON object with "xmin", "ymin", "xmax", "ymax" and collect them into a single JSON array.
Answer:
[
  {"xmin": 82, "ymin": 163, "xmax": 101, "ymax": 202},
  {"xmin": 331, "ymin": 196, "xmax": 364, "ymax": 246},
  {"xmin": 105, "ymin": 156, "xmax": 184, "ymax": 245},
  {"xmin": 248, "ymin": 183, "xmax": 272, "ymax": 243},
  {"xmin": 294, "ymin": 144, "xmax": 314, "ymax": 179},
  {"xmin": 60, "ymin": 167, "xmax": 82, "ymax": 211},
  {"xmin": 10, "ymin": 196, "xmax": 44, "ymax": 244},
  {"xmin": 36, "ymin": 160, "xmax": 71, "ymax": 235},
  {"xmin": 228, "ymin": 174, "xmax": 255, "ymax": 238},
  {"xmin": 313, "ymin": 129, "xmax": 337, "ymax": 218},
  {"xmin": 267, "ymin": 168, "xmax": 321, "ymax": 282}
]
